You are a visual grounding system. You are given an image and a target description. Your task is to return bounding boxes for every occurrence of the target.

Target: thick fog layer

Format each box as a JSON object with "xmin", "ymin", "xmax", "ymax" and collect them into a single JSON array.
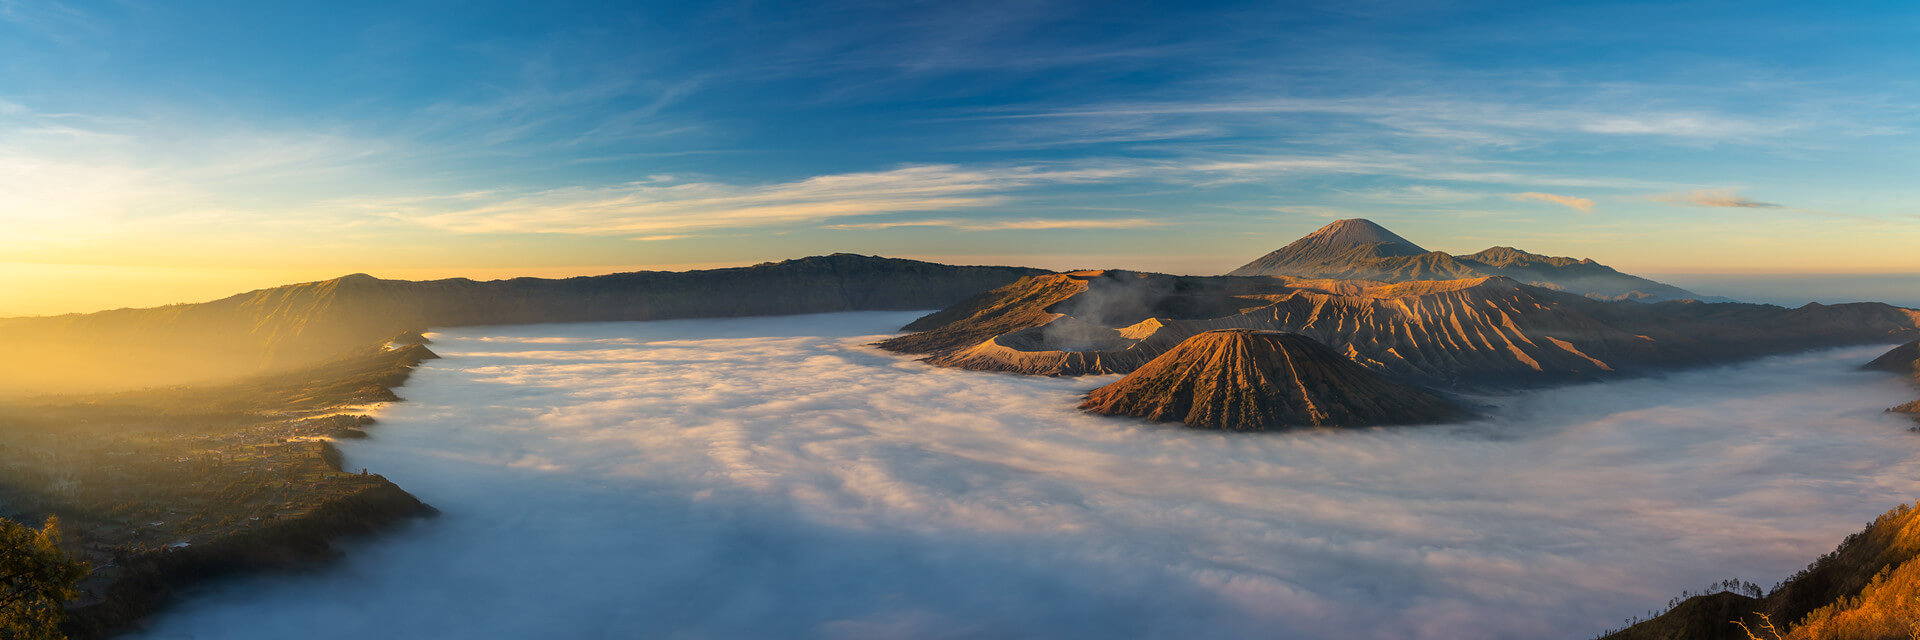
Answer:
[{"xmin": 137, "ymin": 312, "xmax": 1920, "ymax": 640}]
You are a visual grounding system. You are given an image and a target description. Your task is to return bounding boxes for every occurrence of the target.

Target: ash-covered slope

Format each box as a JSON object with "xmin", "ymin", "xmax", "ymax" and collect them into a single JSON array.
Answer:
[
  {"xmin": 0, "ymin": 254, "xmax": 1044, "ymax": 394},
  {"xmin": 879, "ymin": 270, "xmax": 1920, "ymax": 389},
  {"xmin": 1228, "ymin": 219, "xmax": 1702, "ymax": 301},
  {"xmin": 1081, "ymin": 329, "xmax": 1463, "ymax": 430}
]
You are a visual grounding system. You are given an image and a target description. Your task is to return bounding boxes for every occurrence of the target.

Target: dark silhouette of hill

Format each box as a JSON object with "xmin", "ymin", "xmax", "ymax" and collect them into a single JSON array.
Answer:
[
  {"xmin": 878, "ymin": 270, "xmax": 1920, "ymax": 389},
  {"xmin": 0, "ymin": 254, "xmax": 1043, "ymax": 394},
  {"xmin": 1228, "ymin": 219, "xmax": 1703, "ymax": 301},
  {"xmin": 1080, "ymin": 330, "xmax": 1463, "ymax": 430},
  {"xmin": 1864, "ymin": 339, "xmax": 1920, "ymax": 376},
  {"xmin": 1865, "ymin": 339, "xmax": 1920, "ymax": 416}
]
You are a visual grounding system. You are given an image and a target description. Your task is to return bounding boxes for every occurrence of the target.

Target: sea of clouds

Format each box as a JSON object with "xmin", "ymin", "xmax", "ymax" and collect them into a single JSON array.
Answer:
[{"xmin": 135, "ymin": 312, "xmax": 1920, "ymax": 640}]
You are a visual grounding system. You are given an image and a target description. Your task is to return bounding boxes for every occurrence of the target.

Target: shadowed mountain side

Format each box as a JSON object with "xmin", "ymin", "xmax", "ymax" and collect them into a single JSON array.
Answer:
[
  {"xmin": 1080, "ymin": 330, "xmax": 1464, "ymax": 431},
  {"xmin": 1864, "ymin": 339, "xmax": 1920, "ymax": 416},
  {"xmin": 1601, "ymin": 502, "xmax": 1920, "ymax": 640},
  {"xmin": 1228, "ymin": 219, "xmax": 1703, "ymax": 301},
  {"xmin": 878, "ymin": 270, "xmax": 1920, "ymax": 389},
  {"xmin": 0, "ymin": 254, "xmax": 1044, "ymax": 394}
]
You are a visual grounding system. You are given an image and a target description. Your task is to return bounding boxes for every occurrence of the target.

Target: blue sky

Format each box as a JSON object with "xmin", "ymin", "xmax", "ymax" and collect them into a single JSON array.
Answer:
[{"xmin": 1, "ymin": 0, "xmax": 1917, "ymax": 313}]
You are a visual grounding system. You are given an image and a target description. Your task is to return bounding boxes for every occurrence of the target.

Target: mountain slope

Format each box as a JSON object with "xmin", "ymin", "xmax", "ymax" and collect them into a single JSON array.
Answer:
[
  {"xmin": 1228, "ymin": 219, "xmax": 1704, "ymax": 301},
  {"xmin": 0, "ymin": 254, "xmax": 1044, "ymax": 394},
  {"xmin": 1602, "ymin": 502, "xmax": 1920, "ymax": 640},
  {"xmin": 1080, "ymin": 329, "xmax": 1463, "ymax": 430}
]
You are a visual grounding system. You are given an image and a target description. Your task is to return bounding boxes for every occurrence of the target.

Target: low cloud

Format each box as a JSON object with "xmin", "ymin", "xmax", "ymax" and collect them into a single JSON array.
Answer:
[
  {"xmin": 1651, "ymin": 189, "xmax": 1783, "ymax": 208},
  {"xmin": 136, "ymin": 314, "xmax": 1920, "ymax": 640},
  {"xmin": 1510, "ymin": 192, "xmax": 1595, "ymax": 212}
]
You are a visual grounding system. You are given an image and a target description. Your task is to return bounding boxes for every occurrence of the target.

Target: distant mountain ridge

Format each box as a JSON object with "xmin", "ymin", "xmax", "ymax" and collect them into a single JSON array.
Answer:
[
  {"xmin": 1228, "ymin": 219, "xmax": 1704, "ymax": 302},
  {"xmin": 0, "ymin": 254, "xmax": 1044, "ymax": 394}
]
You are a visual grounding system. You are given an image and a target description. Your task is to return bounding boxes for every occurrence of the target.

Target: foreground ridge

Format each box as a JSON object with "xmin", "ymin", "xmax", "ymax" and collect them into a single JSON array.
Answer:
[{"xmin": 1601, "ymin": 501, "xmax": 1920, "ymax": 640}]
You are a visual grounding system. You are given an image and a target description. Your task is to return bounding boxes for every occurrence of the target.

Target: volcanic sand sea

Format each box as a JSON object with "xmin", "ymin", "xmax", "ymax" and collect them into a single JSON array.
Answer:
[{"xmin": 134, "ymin": 311, "xmax": 1920, "ymax": 640}]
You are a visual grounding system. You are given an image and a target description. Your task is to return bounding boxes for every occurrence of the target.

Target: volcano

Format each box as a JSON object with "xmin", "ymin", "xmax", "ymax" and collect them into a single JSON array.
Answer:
[
  {"xmin": 1079, "ymin": 329, "xmax": 1464, "ymax": 431},
  {"xmin": 1228, "ymin": 218, "xmax": 1703, "ymax": 301}
]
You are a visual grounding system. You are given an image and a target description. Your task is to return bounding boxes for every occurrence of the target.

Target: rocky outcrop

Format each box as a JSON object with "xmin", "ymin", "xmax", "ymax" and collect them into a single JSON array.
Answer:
[
  {"xmin": 0, "ymin": 254, "xmax": 1044, "ymax": 394},
  {"xmin": 881, "ymin": 270, "xmax": 1920, "ymax": 390},
  {"xmin": 1080, "ymin": 330, "xmax": 1464, "ymax": 430},
  {"xmin": 1227, "ymin": 219, "xmax": 1704, "ymax": 301}
]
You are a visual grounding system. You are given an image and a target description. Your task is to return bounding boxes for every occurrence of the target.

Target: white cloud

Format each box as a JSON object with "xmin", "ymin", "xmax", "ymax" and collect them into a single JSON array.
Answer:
[
  {"xmin": 136, "ymin": 313, "xmax": 1920, "ymax": 640},
  {"xmin": 1510, "ymin": 191, "xmax": 1596, "ymax": 212},
  {"xmin": 1650, "ymin": 188, "xmax": 1783, "ymax": 208}
]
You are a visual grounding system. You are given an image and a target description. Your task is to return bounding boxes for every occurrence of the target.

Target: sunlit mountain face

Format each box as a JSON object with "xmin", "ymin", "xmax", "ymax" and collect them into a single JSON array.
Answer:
[{"xmin": 4, "ymin": 2, "xmax": 1920, "ymax": 640}]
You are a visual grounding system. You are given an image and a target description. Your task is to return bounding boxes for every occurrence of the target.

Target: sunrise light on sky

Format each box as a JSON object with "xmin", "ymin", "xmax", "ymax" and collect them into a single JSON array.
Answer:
[{"xmin": 3, "ymin": 0, "xmax": 1917, "ymax": 315}]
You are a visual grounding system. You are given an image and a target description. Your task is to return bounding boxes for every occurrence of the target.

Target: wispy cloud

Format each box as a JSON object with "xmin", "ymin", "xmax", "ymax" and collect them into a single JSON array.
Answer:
[
  {"xmin": 2, "ymin": 96, "xmax": 1682, "ymax": 247},
  {"xmin": 823, "ymin": 217, "xmax": 1162, "ymax": 231},
  {"xmin": 1510, "ymin": 192, "xmax": 1595, "ymax": 213},
  {"xmin": 1650, "ymin": 189, "xmax": 1783, "ymax": 208},
  {"xmin": 959, "ymin": 95, "xmax": 1801, "ymax": 151},
  {"xmin": 0, "ymin": 0, "xmax": 99, "ymax": 43},
  {"xmin": 370, "ymin": 164, "xmax": 1137, "ymax": 235},
  {"xmin": 365, "ymin": 152, "xmax": 1673, "ymax": 237},
  {"xmin": 0, "ymin": 103, "xmax": 401, "ymax": 255},
  {"xmin": 1345, "ymin": 185, "xmax": 1484, "ymax": 205}
]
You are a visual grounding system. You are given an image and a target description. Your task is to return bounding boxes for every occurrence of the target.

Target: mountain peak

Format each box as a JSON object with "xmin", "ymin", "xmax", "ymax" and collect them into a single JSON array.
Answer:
[
  {"xmin": 1226, "ymin": 219, "xmax": 1427, "ymax": 277},
  {"xmin": 1302, "ymin": 219, "xmax": 1427, "ymax": 252},
  {"xmin": 1226, "ymin": 222, "xmax": 1700, "ymax": 301}
]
